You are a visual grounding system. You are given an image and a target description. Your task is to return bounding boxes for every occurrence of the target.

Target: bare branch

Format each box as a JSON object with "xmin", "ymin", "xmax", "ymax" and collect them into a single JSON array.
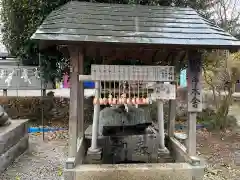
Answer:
[
  {"xmin": 225, "ymin": 0, "xmax": 232, "ymax": 11},
  {"xmin": 230, "ymin": 0, "xmax": 237, "ymax": 19}
]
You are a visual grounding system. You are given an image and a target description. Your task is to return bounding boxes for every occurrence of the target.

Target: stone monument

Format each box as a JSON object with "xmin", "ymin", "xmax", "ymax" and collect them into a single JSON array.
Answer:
[
  {"xmin": 99, "ymin": 105, "xmax": 152, "ymax": 136},
  {"xmin": 0, "ymin": 105, "xmax": 11, "ymax": 126}
]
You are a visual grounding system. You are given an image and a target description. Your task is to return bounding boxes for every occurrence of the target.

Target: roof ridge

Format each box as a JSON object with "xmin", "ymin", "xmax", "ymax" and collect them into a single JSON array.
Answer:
[{"xmin": 67, "ymin": 1, "xmax": 195, "ymax": 11}]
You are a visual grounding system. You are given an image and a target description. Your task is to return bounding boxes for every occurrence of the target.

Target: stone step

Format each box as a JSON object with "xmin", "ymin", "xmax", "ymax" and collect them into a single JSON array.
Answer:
[
  {"xmin": 0, "ymin": 119, "xmax": 29, "ymax": 173},
  {"xmin": 157, "ymin": 149, "xmax": 174, "ymax": 163},
  {"xmin": 0, "ymin": 120, "xmax": 27, "ymax": 155}
]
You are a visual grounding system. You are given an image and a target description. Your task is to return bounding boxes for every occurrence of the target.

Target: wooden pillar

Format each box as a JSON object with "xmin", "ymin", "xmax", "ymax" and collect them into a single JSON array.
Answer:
[
  {"xmin": 186, "ymin": 50, "xmax": 202, "ymax": 156},
  {"xmin": 168, "ymin": 99, "xmax": 176, "ymax": 137},
  {"xmin": 3, "ymin": 89, "xmax": 7, "ymax": 96},
  {"xmin": 42, "ymin": 89, "xmax": 46, "ymax": 96},
  {"xmin": 77, "ymin": 49, "xmax": 84, "ymax": 139},
  {"xmin": 68, "ymin": 46, "xmax": 84, "ymax": 157}
]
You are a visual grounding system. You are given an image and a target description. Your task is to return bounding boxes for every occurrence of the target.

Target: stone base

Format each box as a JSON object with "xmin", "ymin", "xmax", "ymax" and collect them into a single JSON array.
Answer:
[
  {"xmin": 158, "ymin": 147, "xmax": 170, "ymax": 155},
  {"xmin": 86, "ymin": 148, "xmax": 103, "ymax": 163},
  {"xmin": 0, "ymin": 119, "xmax": 29, "ymax": 172},
  {"xmin": 65, "ymin": 157, "xmax": 76, "ymax": 169},
  {"xmin": 64, "ymin": 163, "xmax": 204, "ymax": 180},
  {"xmin": 157, "ymin": 148, "xmax": 173, "ymax": 163}
]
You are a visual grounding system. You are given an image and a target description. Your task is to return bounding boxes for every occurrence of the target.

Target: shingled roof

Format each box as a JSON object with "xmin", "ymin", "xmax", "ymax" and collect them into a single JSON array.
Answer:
[{"xmin": 31, "ymin": 1, "xmax": 240, "ymax": 48}]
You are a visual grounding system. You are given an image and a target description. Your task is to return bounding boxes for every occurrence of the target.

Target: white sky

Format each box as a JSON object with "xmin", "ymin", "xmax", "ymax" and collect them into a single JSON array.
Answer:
[
  {"xmin": 211, "ymin": 0, "xmax": 240, "ymax": 22},
  {"xmin": 0, "ymin": 4, "xmax": 8, "ymax": 55}
]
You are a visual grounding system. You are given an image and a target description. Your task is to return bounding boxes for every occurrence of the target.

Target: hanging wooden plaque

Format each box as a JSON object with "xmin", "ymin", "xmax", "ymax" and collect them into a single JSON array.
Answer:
[
  {"xmin": 91, "ymin": 65, "xmax": 174, "ymax": 82},
  {"xmin": 151, "ymin": 83, "xmax": 176, "ymax": 100},
  {"xmin": 187, "ymin": 55, "xmax": 202, "ymax": 112}
]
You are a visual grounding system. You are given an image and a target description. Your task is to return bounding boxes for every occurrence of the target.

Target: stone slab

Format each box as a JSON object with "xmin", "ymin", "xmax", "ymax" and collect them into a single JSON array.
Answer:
[
  {"xmin": 85, "ymin": 125, "xmax": 106, "ymax": 140},
  {"xmin": 69, "ymin": 163, "xmax": 204, "ymax": 180},
  {"xmin": 0, "ymin": 119, "xmax": 28, "ymax": 154},
  {"xmin": 0, "ymin": 134, "xmax": 29, "ymax": 173}
]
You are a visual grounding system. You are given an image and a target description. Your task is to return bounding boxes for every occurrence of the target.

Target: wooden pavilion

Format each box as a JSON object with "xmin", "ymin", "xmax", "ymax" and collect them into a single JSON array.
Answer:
[{"xmin": 31, "ymin": 1, "xmax": 240, "ymax": 180}]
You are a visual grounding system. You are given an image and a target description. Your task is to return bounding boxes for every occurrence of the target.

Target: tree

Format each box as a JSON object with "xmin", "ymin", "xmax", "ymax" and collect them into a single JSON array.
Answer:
[
  {"xmin": 1, "ymin": 0, "xmax": 215, "ymax": 82},
  {"xmin": 201, "ymin": 0, "xmax": 240, "ymax": 129},
  {"xmin": 203, "ymin": 50, "xmax": 240, "ymax": 129},
  {"xmin": 212, "ymin": 0, "xmax": 240, "ymax": 36},
  {"xmin": 1, "ymin": 0, "xmax": 70, "ymax": 85}
]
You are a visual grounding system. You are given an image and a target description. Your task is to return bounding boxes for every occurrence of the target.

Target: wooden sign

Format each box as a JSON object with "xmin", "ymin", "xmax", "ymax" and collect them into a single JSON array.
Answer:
[
  {"xmin": 91, "ymin": 65, "xmax": 174, "ymax": 82},
  {"xmin": 151, "ymin": 84, "xmax": 176, "ymax": 100},
  {"xmin": 187, "ymin": 57, "xmax": 202, "ymax": 112}
]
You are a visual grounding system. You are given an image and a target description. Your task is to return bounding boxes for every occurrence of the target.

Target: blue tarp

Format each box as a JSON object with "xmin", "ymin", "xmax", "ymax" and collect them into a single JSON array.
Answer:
[
  {"xmin": 84, "ymin": 81, "xmax": 95, "ymax": 88},
  {"xmin": 28, "ymin": 127, "xmax": 66, "ymax": 133}
]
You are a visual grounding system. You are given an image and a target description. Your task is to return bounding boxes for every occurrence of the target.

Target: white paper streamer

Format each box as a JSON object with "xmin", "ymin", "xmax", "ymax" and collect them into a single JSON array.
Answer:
[
  {"xmin": 21, "ymin": 68, "xmax": 31, "ymax": 84},
  {"xmin": 0, "ymin": 69, "xmax": 5, "ymax": 79},
  {"xmin": 5, "ymin": 70, "xmax": 15, "ymax": 87}
]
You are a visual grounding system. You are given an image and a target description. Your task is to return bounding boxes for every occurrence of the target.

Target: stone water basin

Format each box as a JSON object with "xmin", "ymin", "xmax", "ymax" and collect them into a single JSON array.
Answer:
[{"xmin": 84, "ymin": 126, "xmax": 173, "ymax": 164}]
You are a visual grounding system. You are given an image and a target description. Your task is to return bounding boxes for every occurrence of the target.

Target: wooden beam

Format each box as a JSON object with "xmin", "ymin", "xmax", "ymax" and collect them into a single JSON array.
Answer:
[
  {"xmin": 38, "ymin": 40, "xmax": 57, "ymax": 50},
  {"xmin": 186, "ymin": 50, "xmax": 203, "ymax": 156},
  {"xmin": 79, "ymin": 75, "xmax": 92, "ymax": 81},
  {"xmin": 38, "ymin": 39, "xmax": 238, "ymax": 53},
  {"xmin": 2, "ymin": 89, "xmax": 7, "ymax": 96},
  {"xmin": 168, "ymin": 98, "xmax": 176, "ymax": 137},
  {"xmin": 68, "ymin": 45, "xmax": 84, "ymax": 158},
  {"xmin": 167, "ymin": 53, "xmax": 177, "ymax": 137},
  {"xmin": 151, "ymin": 49, "xmax": 159, "ymax": 62},
  {"xmin": 58, "ymin": 45, "xmax": 69, "ymax": 57}
]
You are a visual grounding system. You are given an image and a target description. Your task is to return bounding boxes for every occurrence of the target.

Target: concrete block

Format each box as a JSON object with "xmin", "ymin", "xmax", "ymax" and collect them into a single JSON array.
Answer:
[{"xmin": 65, "ymin": 157, "xmax": 76, "ymax": 169}]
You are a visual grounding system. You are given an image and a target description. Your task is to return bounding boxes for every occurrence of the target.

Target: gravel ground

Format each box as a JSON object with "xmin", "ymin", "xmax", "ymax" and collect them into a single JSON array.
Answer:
[
  {"xmin": 198, "ymin": 129, "xmax": 240, "ymax": 180},
  {"xmin": 0, "ymin": 134, "xmax": 68, "ymax": 180},
  {"xmin": 0, "ymin": 129, "xmax": 239, "ymax": 180}
]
